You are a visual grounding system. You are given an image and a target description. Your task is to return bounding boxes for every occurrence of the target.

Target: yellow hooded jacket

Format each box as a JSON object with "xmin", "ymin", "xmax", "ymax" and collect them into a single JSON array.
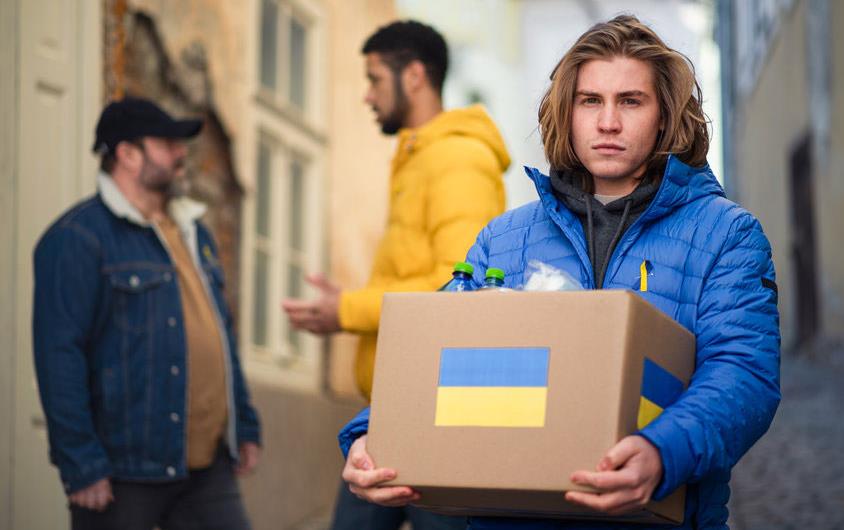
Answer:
[{"xmin": 339, "ymin": 105, "xmax": 510, "ymax": 400}]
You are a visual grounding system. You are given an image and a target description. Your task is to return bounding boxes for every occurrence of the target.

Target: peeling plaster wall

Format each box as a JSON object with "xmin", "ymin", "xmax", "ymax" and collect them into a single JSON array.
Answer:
[
  {"xmin": 100, "ymin": 1, "xmax": 399, "ymax": 526},
  {"xmin": 106, "ymin": 5, "xmax": 245, "ymax": 321}
]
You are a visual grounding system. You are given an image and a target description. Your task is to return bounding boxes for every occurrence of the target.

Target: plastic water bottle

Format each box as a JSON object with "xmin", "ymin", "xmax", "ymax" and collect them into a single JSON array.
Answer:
[
  {"xmin": 438, "ymin": 262, "xmax": 475, "ymax": 292},
  {"xmin": 479, "ymin": 267, "xmax": 511, "ymax": 291}
]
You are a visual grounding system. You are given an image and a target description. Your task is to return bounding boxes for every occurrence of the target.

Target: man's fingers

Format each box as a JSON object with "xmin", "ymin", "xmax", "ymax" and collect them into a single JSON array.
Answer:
[
  {"xmin": 571, "ymin": 468, "xmax": 639, "ymax": 492},
  {"xmin": 346, "ymin": 467, "xmax": 397, "ymax": 488},
  {"xmin": 305, "ymin": 273, "xmax": 328, "ymax": 289},
  {"xmin": 598, "ymin": 436, "xmax": 639, "ymax": 471},
  {"xmin": 349, "ymin": 484, "xmax": 419, "ymax": 507},
  {"xmin": 84, "ymin": 491, "xmax": 97, "ymax": 510},
  {"xmin": 350, "ymin": 450, "xmax": 374, "ymax": 471},
  {"xmin": 367, "ymin": 486, "xmax": 420, "ymax": 506},
  {"xmin": 281, "ymin": 299, "xmax": 317, "ymax": 312},
  {"xmin": 93, "ymin": 488, "xmax": 106, "ymax": 510},
  {"xmin": 305, "ymin": 273, "xmax": 337, "ymax": 293},
  {"xmin": 565, "ymin": 488, "xmax": 638, "ymax": 513},
  {"xmin": 94, "ymin": 482, "xmax": 113, "ymax": 511},
  {"xmin": 286, "ymin": 310, "xmax": 319, "ymax": 329}
]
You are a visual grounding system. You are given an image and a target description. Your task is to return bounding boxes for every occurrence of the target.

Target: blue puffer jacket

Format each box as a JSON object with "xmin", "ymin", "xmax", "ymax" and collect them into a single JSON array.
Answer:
[{"xmin": 339, "ymin": 156, "xmax": 781, "ymax": 530}]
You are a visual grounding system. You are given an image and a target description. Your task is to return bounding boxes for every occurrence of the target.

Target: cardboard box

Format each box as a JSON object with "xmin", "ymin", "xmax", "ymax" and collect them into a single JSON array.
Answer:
[{"xmin": 368, "ymin": 290, "xmax": 695, "ymax": 524}]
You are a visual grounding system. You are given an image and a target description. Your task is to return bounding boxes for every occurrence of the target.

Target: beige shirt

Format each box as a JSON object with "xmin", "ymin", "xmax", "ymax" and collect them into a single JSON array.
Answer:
[{"xmin": 156, "ymin": 217, "xmax": 228, "ymax": 469}]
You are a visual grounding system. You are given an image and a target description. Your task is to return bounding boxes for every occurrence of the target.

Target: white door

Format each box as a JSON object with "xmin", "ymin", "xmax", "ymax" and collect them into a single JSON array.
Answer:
[{"xmin": 12, "ymin": 0, "xmax": 101, "ymax": 528}]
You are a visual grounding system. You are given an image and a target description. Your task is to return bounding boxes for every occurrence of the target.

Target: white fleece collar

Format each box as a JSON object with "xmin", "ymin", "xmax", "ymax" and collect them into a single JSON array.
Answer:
[{"xmin": 97, "ymin": 171, "xmax": 206, "ymax": 232}]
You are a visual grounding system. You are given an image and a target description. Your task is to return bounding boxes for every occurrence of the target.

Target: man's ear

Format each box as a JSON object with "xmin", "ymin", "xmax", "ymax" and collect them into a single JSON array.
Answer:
[
  {"xmin": 402, "ymin": 60, "xmax": 427, "ymax": 94},
  {"xmin": 115, "ymin": 141, "xmax": 142, "ymax": 171}
]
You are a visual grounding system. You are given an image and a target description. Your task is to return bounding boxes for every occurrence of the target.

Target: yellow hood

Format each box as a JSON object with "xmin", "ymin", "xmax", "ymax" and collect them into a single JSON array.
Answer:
[{"xmin": 392, "ymin": 104, "xmax": 511, "ymax": 174}]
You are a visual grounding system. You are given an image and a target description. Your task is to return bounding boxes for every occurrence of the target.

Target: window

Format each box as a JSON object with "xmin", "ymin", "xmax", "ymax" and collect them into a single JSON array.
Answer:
[
  {"xmin": 259, "ymin": 0, "xmax": 278, "ymax": 91},
  {"xmin": 258, "ymin": 0, "xmax": 310, "ymax": 111},
  {"xmin": 285, "ymin": 158, "xmax": 306, "ymax": 350},
  {"xmin": 251, "ymin": 142, "xmax": 273, "ymax": 348},
  {"xmin": 289, "ymin": 15, "xmax": 307, "ymax": 109},
  {"xmin": 243, "ymin": 0, "xmax": 326, "ymax": 392},
  {"xmin": 248, "ymin": 137, "xmax": 311, "ymax": 358}
]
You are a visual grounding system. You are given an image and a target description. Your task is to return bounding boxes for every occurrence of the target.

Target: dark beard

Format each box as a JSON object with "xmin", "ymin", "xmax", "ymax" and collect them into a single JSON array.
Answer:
[
  {"xmin": 139, "ymin": 156, "xmax": 182, "ymax": 196},
  {"xmin": 380, "ymin": 75, "xmax": 410, "ymax": 135}
]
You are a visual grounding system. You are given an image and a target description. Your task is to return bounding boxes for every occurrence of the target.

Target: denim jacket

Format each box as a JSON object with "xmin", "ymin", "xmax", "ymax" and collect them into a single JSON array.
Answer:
[{"xmin": 33, "ymin": 173, "xmax": 261, "ymax": 494}]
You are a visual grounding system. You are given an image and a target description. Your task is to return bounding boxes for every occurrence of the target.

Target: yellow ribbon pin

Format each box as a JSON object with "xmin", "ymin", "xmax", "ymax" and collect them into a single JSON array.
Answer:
[{"xmin": 639, "ymin": 260, "xmax": 649, "ymax": 292}]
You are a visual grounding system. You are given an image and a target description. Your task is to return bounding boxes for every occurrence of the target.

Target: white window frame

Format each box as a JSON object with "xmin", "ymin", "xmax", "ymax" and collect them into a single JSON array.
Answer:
[
  {"xmin": 256, "ymin": 0, "xmax": 317, "ymax": 119},
  {"xmin": 239, "ymin": 0, "xmax": 327, "ymax": 394}
]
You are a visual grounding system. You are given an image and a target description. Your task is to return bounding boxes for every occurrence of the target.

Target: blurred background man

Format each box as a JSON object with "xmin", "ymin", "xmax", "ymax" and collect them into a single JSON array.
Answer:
[
  {"xmin": 283, "ymin": 19, "xmax": 510, "ymax": 530},
  {"xmin": 33, "ymin": 97, "xmax": 261, "ymax": 530}
]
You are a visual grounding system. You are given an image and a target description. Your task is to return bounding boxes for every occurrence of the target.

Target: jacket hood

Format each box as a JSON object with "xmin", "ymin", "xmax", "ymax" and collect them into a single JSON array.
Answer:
[
  {"xmin": 549, "ymin": 168, "xmax": 658, "ymax": 216},
  {"xmin": 528, "ymin": 155, "xmax": 725, "ymax": 225},
  {"xmin": 393, "ymin": 104, "xmax": 511, "ymax": 173}
]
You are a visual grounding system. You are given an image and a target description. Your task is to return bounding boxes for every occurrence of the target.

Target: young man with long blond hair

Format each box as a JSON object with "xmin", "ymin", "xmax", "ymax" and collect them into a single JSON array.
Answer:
[{"xmin": 337, "ymin": 15, "xmax": 780, "ymax": 529}]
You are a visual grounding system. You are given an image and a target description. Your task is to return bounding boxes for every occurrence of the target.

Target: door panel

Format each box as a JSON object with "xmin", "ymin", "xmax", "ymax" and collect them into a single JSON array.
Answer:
[{"xmin": 14, "ymin": 0, "xmax": 101, "ymax": 528}]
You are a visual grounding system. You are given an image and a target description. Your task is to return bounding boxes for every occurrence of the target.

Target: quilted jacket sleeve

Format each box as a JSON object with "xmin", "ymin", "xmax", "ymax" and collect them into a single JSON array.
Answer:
[
  {"xmin": 638, "ymin": 212, "xmax": 781, "ymax": 499},
  {"xmin": 338, "ymin": 407, "xmax": 371, "ymax": 459},
  {"xmin": 338, "ymin": 137, "xmax": 504, "ymax": 333}
]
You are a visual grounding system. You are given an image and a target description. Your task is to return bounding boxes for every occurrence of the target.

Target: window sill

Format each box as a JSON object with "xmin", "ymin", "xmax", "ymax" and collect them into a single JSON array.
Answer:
[{"xmin": 254, "ymin": 90, "xmax": 327, "ymax": 145}]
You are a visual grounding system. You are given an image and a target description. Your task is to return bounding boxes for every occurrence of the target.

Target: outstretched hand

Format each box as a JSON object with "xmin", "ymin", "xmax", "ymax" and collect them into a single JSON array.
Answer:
[{"xmin": 281, "ymin": 273, "xmax": 342, "ymax": 335}]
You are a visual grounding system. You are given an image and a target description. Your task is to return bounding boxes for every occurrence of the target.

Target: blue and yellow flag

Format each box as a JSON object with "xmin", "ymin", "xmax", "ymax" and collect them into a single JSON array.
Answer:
[
  {"xmin": 435, "ymin": 347, "xmax": 549, "ymax": 427},
  {"xmin": 637, "ymin": 358, "xmax": 684, "ymax": 430}
]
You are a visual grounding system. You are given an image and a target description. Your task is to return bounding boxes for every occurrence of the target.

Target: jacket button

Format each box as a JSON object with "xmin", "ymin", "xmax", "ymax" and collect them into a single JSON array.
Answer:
[
  {"xmin": 170, "ymin": 365, "xmax": 179, "ymax": 376},
  {"xmin": 166, "ymin": 466, "xmax": 176, "ymax": 477},
  {"xmin": 129, "ymin": 275, "xmax": 140, "ymax": 288},
  {"xmin": 163, "ymin": 272, "xmax": 172, "ymax": 282},
  {"xmin": 170, "ymin": 412, "xmax": 180, "ymax": 423},
  {"xmin": 168, "ymin": 317, "xmax": 177, "ymax": 327}
]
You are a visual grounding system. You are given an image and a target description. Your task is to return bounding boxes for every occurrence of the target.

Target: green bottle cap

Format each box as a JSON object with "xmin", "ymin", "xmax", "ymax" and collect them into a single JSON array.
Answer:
[
  {"xmin": 485, "ymin": 267, "xmax": 505, "ymax": 281},
  {"xmin": 453, "ymin": 262, "xmax": 474, "ymax": 275}
]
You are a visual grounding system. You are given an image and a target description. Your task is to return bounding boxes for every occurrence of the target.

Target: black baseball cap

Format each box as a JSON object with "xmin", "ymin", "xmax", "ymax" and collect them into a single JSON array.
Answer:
[{"xmin": 92, "ymin": 97, "xmax": 203, "ymax": 154}]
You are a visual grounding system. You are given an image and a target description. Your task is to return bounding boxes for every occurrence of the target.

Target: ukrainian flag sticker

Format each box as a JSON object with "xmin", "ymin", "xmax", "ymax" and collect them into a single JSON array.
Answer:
[
  {"xmin": 637, "ymin": 358, "xmax": 684, "ymax": 430},
  {"xmin": 434, "ymin": 347, "xmax": 550, "ymax": 428}
]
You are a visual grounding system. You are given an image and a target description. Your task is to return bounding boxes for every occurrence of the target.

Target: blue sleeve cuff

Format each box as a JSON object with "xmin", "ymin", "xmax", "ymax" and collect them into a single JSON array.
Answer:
[
  {"xmin": 338, "ymin": 407, "xmax": 371, "ymax": 459},
  {"xmin": 637, "ymin": 418, "xmax": 694, "ymax": 501}
]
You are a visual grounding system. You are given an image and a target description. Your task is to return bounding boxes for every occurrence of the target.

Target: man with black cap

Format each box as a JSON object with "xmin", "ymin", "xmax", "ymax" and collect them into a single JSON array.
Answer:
[{"xmin": 32, "ymin": 97, "xmax": 261, "ymax": 529}]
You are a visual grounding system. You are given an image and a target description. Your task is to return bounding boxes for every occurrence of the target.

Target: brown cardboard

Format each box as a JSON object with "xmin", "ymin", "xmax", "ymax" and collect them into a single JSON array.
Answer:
[{"xmin": 368, "ymin": 290, "xmax": 695, "ymax": 524}]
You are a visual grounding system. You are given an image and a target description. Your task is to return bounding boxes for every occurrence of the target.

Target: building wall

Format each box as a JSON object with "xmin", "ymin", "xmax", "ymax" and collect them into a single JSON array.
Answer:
[
  {"xmin": 0, "ymin": 0, "xmax": 395, "ymax": 528},
  {"xmin": 1, "ymin": 1, "xmax": 103, "ymax": 528},
  {"xmin": 0, "ymin": 1, "xmax": 19, "ymax": 526},
  {"xmin": 819, "ymin": 0, "xmax": 844, "ymax": 341},
  {"xmin": 113, "ymin": 0, "xmax": 396, "ymax": 527},
  {"xmin": 729, "ymin": 0, "xmax": 844, "ymax": 349},
  {"xmin": 323, "ymin": 0, "xmax": 397, "ymax": 399},
  {"xmin": 730, "ymin": 1, "xmax": 809, "ymax": 349}
]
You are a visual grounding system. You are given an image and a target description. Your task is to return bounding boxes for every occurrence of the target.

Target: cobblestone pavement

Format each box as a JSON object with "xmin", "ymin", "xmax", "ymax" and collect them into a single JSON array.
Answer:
[{"xmin": 728, "ymin": 351, "xmax": 844, "ymax": 529}]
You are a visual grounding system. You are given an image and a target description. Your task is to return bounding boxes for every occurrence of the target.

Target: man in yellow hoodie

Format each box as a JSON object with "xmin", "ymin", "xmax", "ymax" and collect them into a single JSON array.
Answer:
[{"xmin": 283, "ymin": 20, "xmax": 509, "ymax": 529}]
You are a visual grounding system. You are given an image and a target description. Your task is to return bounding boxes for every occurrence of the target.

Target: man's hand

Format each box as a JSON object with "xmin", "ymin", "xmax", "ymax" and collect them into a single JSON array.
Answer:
[
  {"xmin": 281, "ymin": 273, "xmax": 342, "ymax": 335},
  {"xmin": 235, "ymin": 442, "xmax": 261, "ymax": 476},
  {"xmin": 69, "ymin": 478, "xmax": 113, "ymax": 512},
  {"xmin": 565, "ymin": 435, "xmax": 663, "ymax": 515},
  {"xmin": 342, "ymin": 435, "xmax": 420, "ymax": 507}
]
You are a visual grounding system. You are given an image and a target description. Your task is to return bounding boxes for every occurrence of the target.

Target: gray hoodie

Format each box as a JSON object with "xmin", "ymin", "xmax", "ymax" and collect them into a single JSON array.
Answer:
[{"xmin": 549, "ymin": 168, "xmax": 659, "ymax": 288}]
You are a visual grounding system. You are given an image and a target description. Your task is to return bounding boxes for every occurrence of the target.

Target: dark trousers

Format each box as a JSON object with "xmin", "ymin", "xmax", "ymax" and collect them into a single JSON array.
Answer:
[
  {"xmin": 330, "ymin": 480, "xmax": 467, "ymax": 530},
  {"xmin": 71, "ymin": 449, "xmax": 250, "ymax": 530}
]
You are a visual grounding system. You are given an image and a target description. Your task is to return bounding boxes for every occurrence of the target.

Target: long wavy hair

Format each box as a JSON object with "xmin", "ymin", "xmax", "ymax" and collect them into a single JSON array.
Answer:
[{"xmin": 538, "ymin": 15, "xmax": 709, "ymax": 188}]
